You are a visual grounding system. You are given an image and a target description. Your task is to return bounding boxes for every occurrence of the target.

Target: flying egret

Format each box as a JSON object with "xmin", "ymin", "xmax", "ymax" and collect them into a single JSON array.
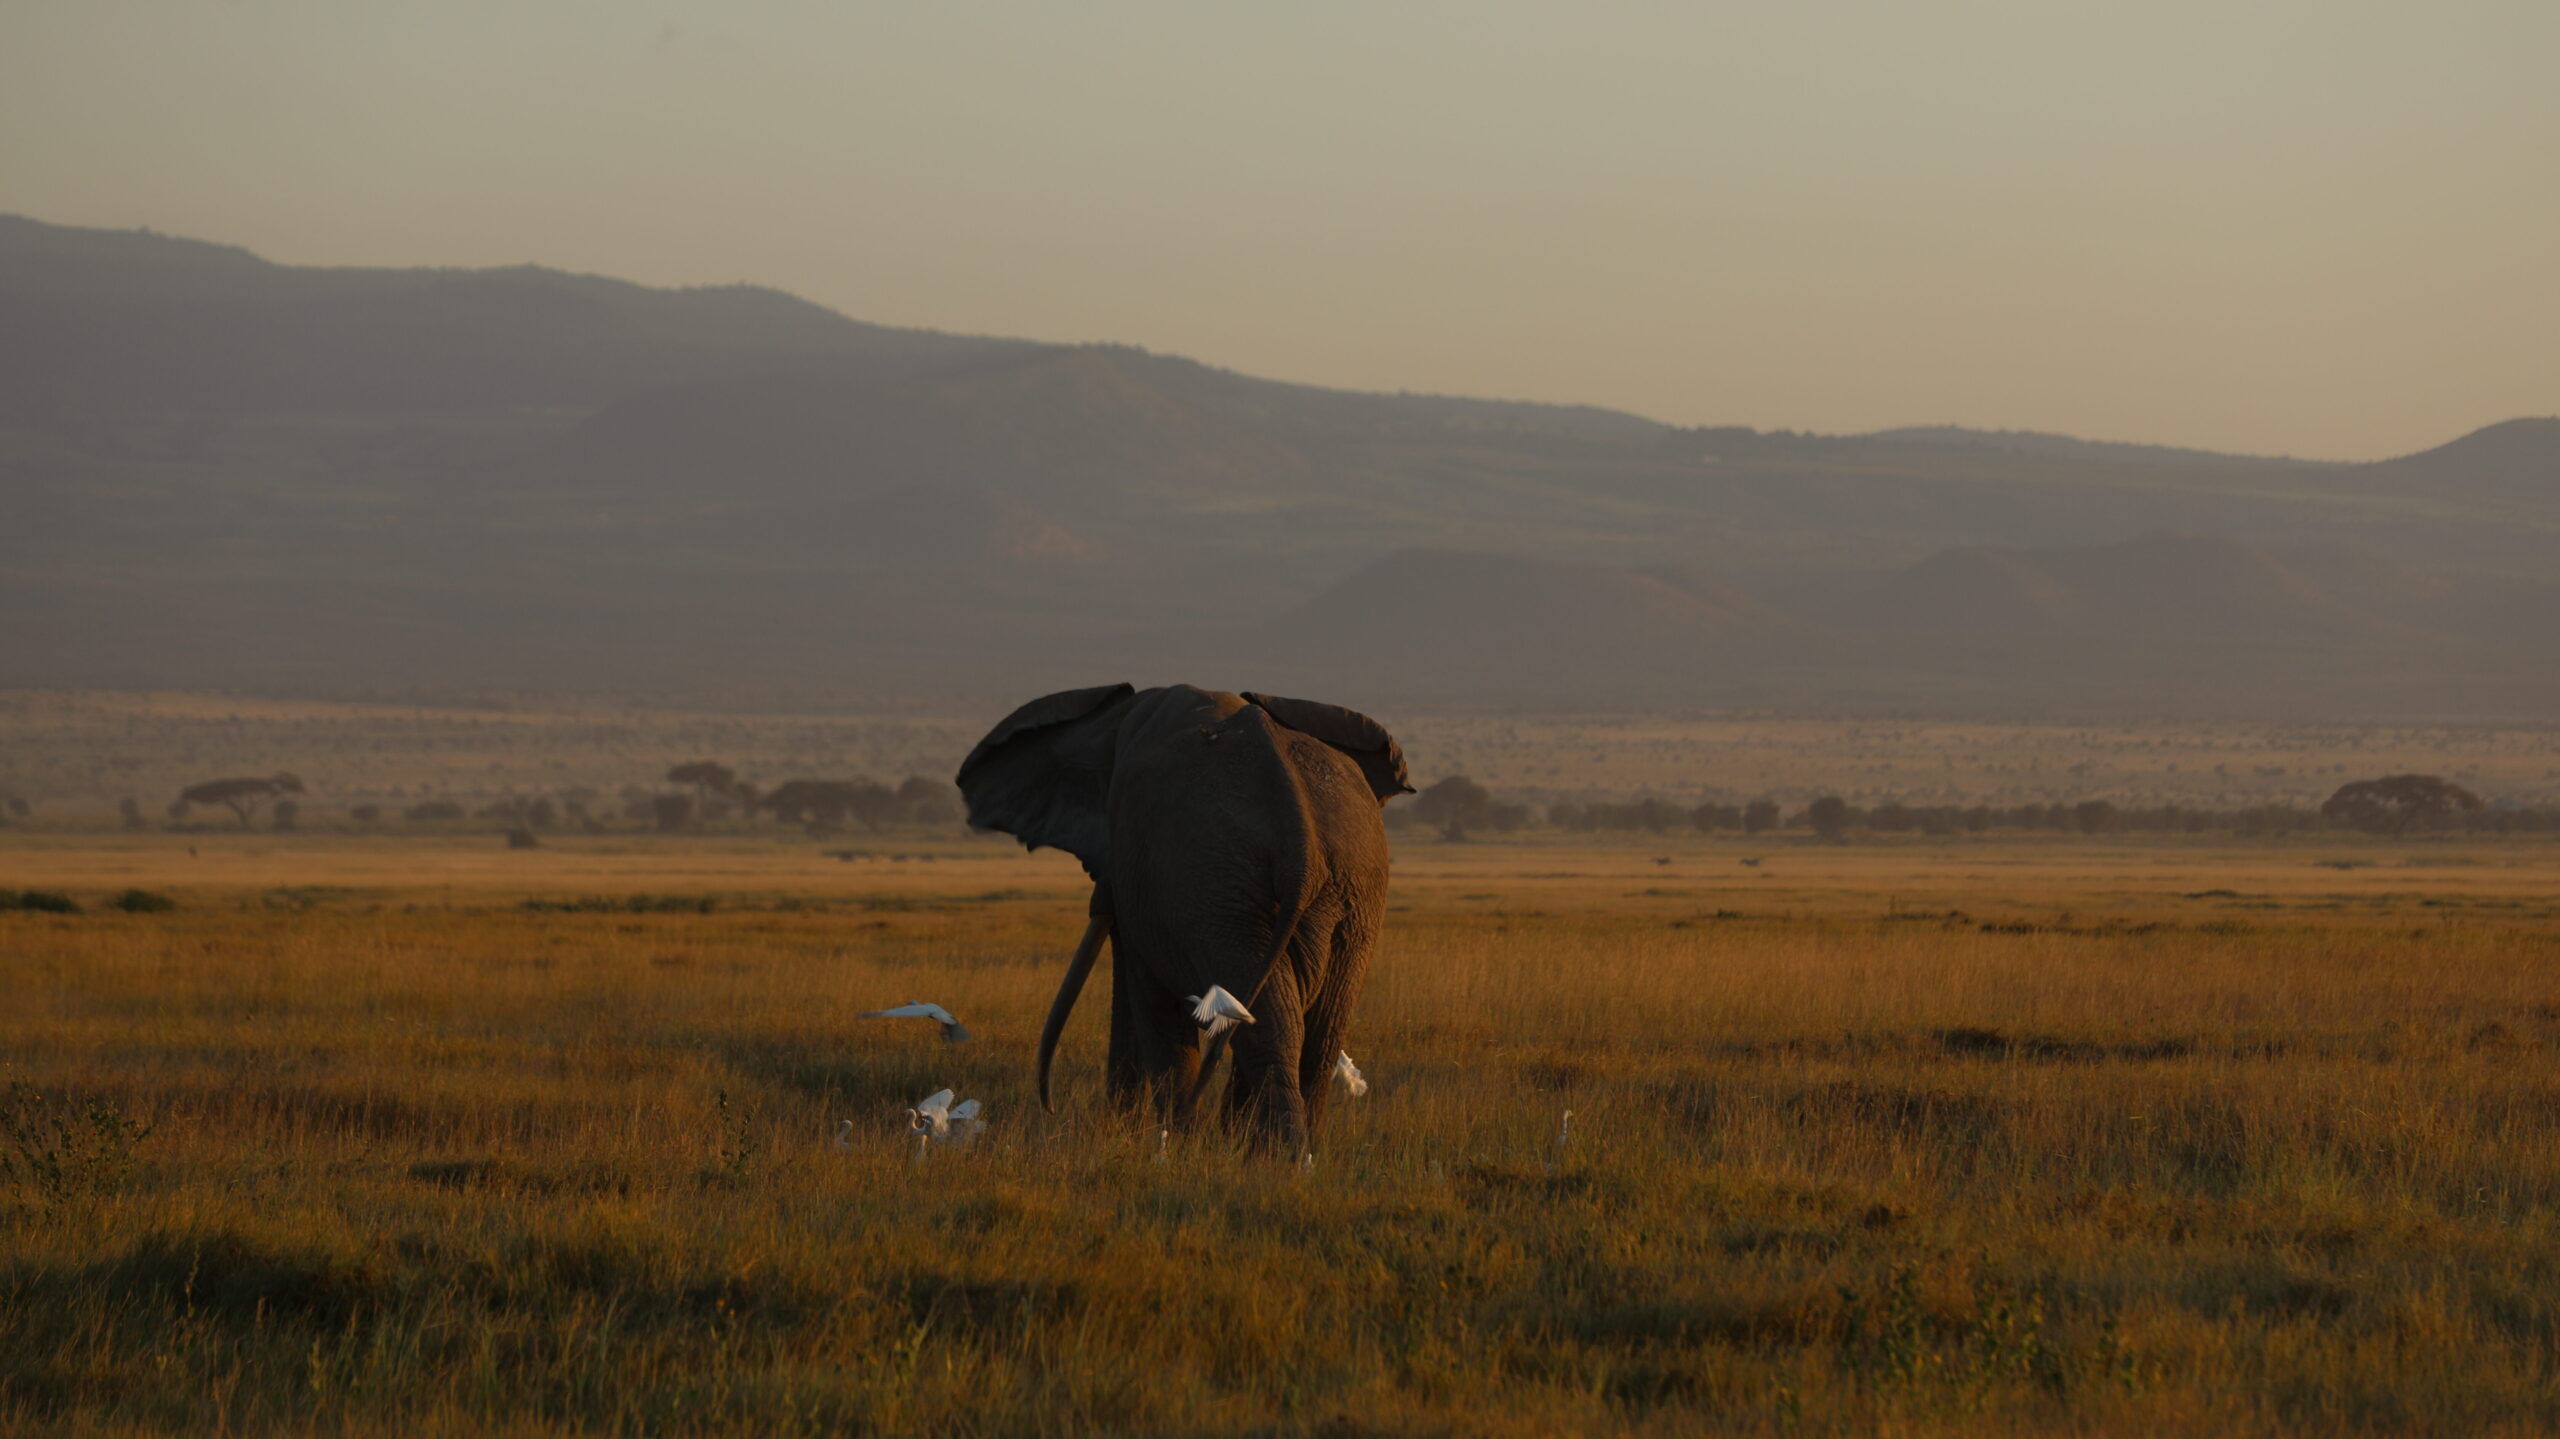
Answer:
[
  {"xmin": 1332, "ymin": 1051, "xmax": 1369, "ymax": 1097},
  {"xmin": 862, "ymin": 1001, "xmax": 972, "ymax": 1043},
  {"xmin": 1186, "ymin": 985, "xmax": 1256, "ymax": 1037}
]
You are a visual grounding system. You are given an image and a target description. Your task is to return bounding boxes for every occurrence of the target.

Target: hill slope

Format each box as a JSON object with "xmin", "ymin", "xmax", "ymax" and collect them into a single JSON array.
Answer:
[
  {"xmin": 4, "ymin": 213, "xmax": 2555, "ymax": 718},
  {"xmin": 0, "ymin": 214, "xmax": 1007, "ymax": 420}
]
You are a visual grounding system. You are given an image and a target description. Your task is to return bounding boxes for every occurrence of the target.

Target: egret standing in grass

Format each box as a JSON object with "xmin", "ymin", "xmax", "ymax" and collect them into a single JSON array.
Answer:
[
  {"xmin": 1332, "ymin": 1051, "xmax": 1368, "ymax": 1097},
  {"xmin": 862, "ymin": 1001, "xmax": 972, "ymax": 1043}
]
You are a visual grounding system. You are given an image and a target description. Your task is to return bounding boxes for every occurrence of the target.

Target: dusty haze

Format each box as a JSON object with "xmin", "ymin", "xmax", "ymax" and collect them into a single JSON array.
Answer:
[{"xmin": 4, "ymin": 0, "xmax": 2553, "ymax": 459}]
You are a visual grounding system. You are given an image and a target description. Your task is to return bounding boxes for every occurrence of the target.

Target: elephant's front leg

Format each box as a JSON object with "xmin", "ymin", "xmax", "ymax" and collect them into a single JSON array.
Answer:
[
  {"xmin": 1108, "ymin": 945, "xmax": 1202, "ymax": 1120},
  {"xmin": 1223, "ymin": 966, "xmax": 1309, "ymax": 1152}
]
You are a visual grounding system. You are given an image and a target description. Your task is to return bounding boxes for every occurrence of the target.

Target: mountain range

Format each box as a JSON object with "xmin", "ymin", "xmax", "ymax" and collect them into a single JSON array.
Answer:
[{"xmin": 3, "ymin": 214, "xmax": 2554, "ymax": 718}]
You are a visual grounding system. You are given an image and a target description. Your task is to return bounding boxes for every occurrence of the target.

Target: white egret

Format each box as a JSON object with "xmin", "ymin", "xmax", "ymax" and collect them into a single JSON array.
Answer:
[
  {"xmin": 1186, "ymin": 985, "xmax": 1256, "ymax": 1037},
  {"xmin": 907, "ymin": 1088, "xmax": 986, "ymax": 1148},
  {"xmin": 831, "ymin": 1119, "xmax": 854, "ymax": 1151},
  {"xmin": 1332, "ymin": 1051, "xmax": 1369, "ymax": 1097},
  {"xmin": 862, "ymin": 1001, "xmax": 972, "ymax": 1043}
]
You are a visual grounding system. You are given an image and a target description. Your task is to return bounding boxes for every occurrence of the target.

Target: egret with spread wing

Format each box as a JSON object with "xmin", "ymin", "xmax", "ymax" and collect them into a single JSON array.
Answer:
[
  {"xmin": 1186, "ymin": 985, "xmax": 1256, "ymax": 1038},
  {"xmin": 1332, "ymin": 1050, "xmax": 1368, "ymax": 1097},
  {"xmin": 908, "ymin": 1088, "xmax": 987, "ymax": 1149}
]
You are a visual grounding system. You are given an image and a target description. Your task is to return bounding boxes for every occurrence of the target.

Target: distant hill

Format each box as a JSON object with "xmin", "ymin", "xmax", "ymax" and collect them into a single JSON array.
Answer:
[
  {"xmin": 1247, "ymin": 549, "xmax": 1792, "ymax": 700},
  {"xmin": 3, "ymin": 212, "xmax": 2555, "ymax": 719},
  {"xmin": 2357, "ymin": 417, "xmax": 2560, "ymax": 506},
  {"xmin": 1834, "ymin": 533, "xmax": 2391, "ymax": 645},
  {"xmin": 1860, "ymin": 426, "xmax": 2285, "ymax": 467},
  {"xmin": 0, "ymin": 214, "xmax": 1006, "ymax": 421},
  {"xmin": 1802, "ymin": 532, "xmax": 2560, "ymax": 718},
  {"xmin": 542, "ymin": 346, "xmax": 1320, "ymax": 514},
  {"xmin": 827, "ymin": 486, "xmax": 1099, "ymax": 564}
]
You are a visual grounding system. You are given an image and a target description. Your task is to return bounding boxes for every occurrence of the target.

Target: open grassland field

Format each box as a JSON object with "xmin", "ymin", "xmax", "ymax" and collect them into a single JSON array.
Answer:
[
  {"xmin": 6, "ymin": 689, "xmax": 2560, "ymax": 819},
  {"xmin": 6, "ymin": 830, "xmax": 2560, "ymax": 1436}
]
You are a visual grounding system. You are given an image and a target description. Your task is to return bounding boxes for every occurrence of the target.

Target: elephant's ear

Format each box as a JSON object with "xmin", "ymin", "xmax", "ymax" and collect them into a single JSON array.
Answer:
[
  {"xmin": 954, "ymin": 683, "xmax": 1137, "ymax": 879},
  {"xmin": 1242, "ymin": 692, "xmax": 1415, "ymax": 802}
]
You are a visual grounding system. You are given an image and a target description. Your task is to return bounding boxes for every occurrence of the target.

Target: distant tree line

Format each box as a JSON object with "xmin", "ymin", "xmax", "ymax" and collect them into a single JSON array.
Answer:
[
  {"xmin": 141, "ymin": 760, "xmax": 962, "ymax": 838},
  {"xmin": 39, "ymin": 763, "xmax": 2540, "ymax": 844},
  {"xmin": 1394, "ymin": 773, "xmax": 2551, "ymax": 841}
]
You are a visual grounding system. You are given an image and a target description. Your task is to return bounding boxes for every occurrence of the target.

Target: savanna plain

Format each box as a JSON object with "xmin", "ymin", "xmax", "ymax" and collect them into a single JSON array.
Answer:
[{"xmin": 6, "ymin": 709, "xmax": 2560, "ymax": 1435}]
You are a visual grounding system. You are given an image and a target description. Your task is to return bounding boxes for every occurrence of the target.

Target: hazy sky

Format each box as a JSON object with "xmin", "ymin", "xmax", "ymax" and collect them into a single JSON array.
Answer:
[{"xmin": 4, "ymin": 1, "xmax": 2552, "ymax": 458}]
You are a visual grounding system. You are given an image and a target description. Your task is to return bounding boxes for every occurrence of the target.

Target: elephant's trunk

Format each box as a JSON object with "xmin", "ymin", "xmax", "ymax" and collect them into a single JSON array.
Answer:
[{"xmin": 1036, "ymin": 893, "xmax": 1112, "ymax": 1115}]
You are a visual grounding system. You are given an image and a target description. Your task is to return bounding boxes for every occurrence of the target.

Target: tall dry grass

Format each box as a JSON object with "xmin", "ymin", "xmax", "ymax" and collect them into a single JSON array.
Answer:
[{"xmin": 3, "ymin": 837, "xmax": 2558, "ymax": 1434}]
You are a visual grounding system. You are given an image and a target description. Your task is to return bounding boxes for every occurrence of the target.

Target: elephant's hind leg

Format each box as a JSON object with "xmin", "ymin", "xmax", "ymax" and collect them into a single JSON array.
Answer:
[{"xmin": 1296, "ymin": 903, "xmax": 1379, "ymax": 1140}]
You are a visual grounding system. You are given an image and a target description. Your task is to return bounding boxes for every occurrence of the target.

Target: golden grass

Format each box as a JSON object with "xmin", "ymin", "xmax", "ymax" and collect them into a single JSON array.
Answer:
[{"xmin": 5, "ymin": 832, "xmax": 2560, "ymax": 1435}]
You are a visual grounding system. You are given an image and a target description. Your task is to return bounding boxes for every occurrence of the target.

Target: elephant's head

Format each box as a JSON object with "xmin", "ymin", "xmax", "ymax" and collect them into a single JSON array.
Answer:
[{"xmin": 953, "ymin": 683, "xmax": 1412, "ymax": 1112}]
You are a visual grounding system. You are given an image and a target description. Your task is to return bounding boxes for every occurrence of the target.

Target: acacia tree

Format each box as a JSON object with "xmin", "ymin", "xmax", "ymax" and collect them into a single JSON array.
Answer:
[
  {"xmin": 1805, "ymin": 796, "xmax": 1851, "ymax": 843},
  {"xmin": 173, "ymin": 773, "xmax": 305, "ymax": 828},
  {"xmin": 759, "ymin": 779, "xmax": 869, "ymax": 829},
  {"xmin": 845, "ymin": 781, "xmax": 906, "ymax": 832},
  {"xmin": 1411, "ymin": 775, "xmax": 1492, "ymax": 841},
  {"xmin": 665, "ymin": 762, "xmax": 742, "ymax": 828},
  {"xmin": 896, "ymin": 776, "xmax": 957, "ymax": 827},
  {"xmin": 753, "ymin": 778, "xmax": 925, "ymax": 832},
  {"xmin": 2322, "ymin": 774, "xmax": 2484, "ymax": 837}
]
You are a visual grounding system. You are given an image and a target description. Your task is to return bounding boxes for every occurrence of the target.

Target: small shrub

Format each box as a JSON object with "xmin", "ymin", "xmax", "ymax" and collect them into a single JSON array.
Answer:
[
  {"xmin": 703, "ymin": 1088, "xmax": 765, "ymax": 1189},
  {"xmin": 1, "ymin": 1080, "xmax": 152, "ymax": 1208},
  {"xmin": 110, "ymin": 889, "xmax": 177, "ymax": 913},
  {"xmin": 8, "ymin": 890, "xmax": 82, "ymax": 914}
]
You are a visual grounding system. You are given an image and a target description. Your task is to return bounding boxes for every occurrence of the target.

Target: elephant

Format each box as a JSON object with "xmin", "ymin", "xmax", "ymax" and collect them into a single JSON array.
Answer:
[{"xmin": 955, "ymin": 683, "xmax": 1412, "ymax": 1150}]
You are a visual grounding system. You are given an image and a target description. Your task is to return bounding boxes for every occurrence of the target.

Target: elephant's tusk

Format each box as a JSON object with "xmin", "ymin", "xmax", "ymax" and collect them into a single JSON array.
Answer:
[{"xmin": 1035, "ymin": 897, "xmax": 1113, "ymax": 1115}]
